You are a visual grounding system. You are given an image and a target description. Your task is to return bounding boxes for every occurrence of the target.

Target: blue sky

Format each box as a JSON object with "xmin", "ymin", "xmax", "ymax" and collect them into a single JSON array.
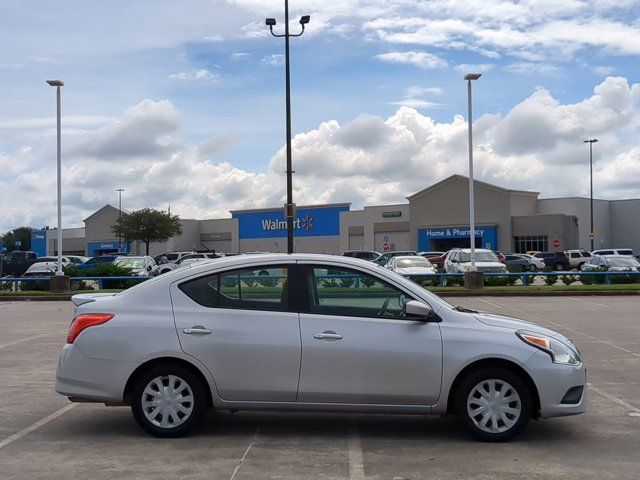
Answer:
[{"xmin": 2, "ymin": 0, "xmax": 640, "ymax": 231}]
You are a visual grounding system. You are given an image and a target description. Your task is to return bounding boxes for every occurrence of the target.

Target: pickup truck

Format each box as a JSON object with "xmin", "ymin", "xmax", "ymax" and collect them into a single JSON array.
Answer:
[{"xmin": 0, "ymin": 250, "xmax": 38, "ymax": 276}]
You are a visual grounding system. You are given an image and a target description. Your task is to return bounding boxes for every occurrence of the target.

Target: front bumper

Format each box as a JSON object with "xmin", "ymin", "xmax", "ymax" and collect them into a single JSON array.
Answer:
[
  {"xmin": 525, "ymin": 350, "xmax": 587, "ymax": 418},
  {"xmin": 56, "ymin": 343, "xmax": 138, "ymax": 404}
]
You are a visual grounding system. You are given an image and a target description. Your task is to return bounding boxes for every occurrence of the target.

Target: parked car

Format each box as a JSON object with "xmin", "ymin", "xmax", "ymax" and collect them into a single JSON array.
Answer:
[
  {"xmin": 113, "ymin": 256, "xmax": 159, "ymax": 276},
  {"xmin": 158, "ymin": 253, "xmax": 220, "ymax": 274},
  {"xmin": 591, "ymin": 248, "xmax": 634, "ymax": 257},
  {"xmin": 419, "ymin": 251, "xmax": 445, "ymax": 258},
  {"xmin": 0, "ymin": 250, "xmax": 38, "ymax": 276},
  {"xmin": 502, "ymin": 254, "xmax": 531, "ymax": 272},
  {"xmin": 75, "ymin": 255, "xmax": 119, "ymax": 271},
  {"xmin": 564, "ymin": 250, "xmax": 592, "ymax": 269},
  {"xmin": 67, "ymin": 255, "xmax": 90, "ymax": 264},
  {"xmin": 533, "ymin": 252, "xmax": 571, "ymax": 271},
  {"xmin": 342, "ymin": 250, "xmax": 381, "ymax": 261},
  {"xmin": 494, "ymin": 251, "xmax": 507, "ymax": 262},
  {"xmin": 423, "ymin": 252, "xmax": 448, "ymax": 270},
  {"xmin": 386, "ymin": 255, "xmax": 436, "ymax": 277},
  {"xmin": 22, "ymin": 262, "xmax": 57, "ymax": 277},
  {"xmin": 444, "ymin": 249, "xmax": 508, "ymax": 274},
  {"xmin": 372, "ymin": 251, "xmax": 419, "ymax": 266},
  {"xmin": 154, "ymin": 251, "xmax": 195, "ymax": 265},
  {"xmin": 580, "ymin": 255, "xmax": 640, "ymax": 272},
  {"xmin": 514, "ymin": 253, "xmax": 545, "ymax": 272},
  {"xmin": 56, "ymin": 253, "xmax": 585, "ymax": 441}
]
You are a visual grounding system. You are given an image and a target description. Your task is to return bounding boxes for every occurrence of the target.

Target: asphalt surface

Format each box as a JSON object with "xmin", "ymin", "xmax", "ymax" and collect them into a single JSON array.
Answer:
[{"xmin": 0, "ymin": 297, "xmax": 638, "ymax": 479}]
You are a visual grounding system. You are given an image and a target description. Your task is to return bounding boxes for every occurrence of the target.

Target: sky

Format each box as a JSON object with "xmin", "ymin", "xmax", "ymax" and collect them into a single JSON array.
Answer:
[{"xmin": 1, "ymin": 0, "xmax": 640, "ymax": 233}]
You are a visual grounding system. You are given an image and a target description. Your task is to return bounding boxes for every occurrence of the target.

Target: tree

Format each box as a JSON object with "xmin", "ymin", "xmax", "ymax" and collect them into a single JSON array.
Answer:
[
  {"xmin": 112, "ymin": 208, "xmax": 182, "ymax": 255},
  {"xmin": 1, "ymin": 226, "xmax": 34, "ymax": 251}
]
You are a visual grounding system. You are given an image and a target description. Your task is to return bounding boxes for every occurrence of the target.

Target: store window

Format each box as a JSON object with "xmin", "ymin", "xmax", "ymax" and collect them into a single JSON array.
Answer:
[{"xmin": 514, "ymin": 235, "xmax": 548, "ymax": 253}]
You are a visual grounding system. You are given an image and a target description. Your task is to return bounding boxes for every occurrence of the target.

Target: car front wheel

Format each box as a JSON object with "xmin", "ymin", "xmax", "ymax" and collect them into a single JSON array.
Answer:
[
  {"xmin": 131, "ymin": 365, "xmax": 207, "ymax": 437},
  {"xmin": 455, "ymin": 367, "xmax": 532, "ymax": 442}
]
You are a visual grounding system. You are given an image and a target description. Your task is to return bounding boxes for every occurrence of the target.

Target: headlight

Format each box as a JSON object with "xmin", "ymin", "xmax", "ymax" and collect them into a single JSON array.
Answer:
[{"xmin": 516, "ymin": 330, "xmax": 581, "ymax": 365}]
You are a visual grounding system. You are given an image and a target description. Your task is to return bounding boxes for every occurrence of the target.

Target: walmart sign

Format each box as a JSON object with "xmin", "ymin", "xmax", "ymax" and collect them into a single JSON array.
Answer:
[{"xmin": 234, "ymin": 205, "xmax": 349, "ymax": 239}]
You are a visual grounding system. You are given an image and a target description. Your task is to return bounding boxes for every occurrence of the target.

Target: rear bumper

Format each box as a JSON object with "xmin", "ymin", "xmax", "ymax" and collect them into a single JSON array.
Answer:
[
  {"xmin": 525, "ymin": 350, "xmax": 587, "ymax": 418},
  {"xmin": 55, "ymin": 343, "xmax": 138, "ymax": 404}
]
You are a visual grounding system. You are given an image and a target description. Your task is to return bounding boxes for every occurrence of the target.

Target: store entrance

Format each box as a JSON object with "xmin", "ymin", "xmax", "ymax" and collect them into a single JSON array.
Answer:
[{"xmin": 430, "ymin": 237, "xmax": 482, "ymax": 251}]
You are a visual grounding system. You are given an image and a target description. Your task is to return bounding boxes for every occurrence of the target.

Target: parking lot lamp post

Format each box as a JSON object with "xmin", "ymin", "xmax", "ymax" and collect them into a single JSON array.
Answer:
[
  {"xmin": 266, "ymin": 4, "xmax": 310, "ymax": 254},
  {"xmin": 117, "ymin": 189, "xmax": 124, "ymax": 252},
  {"xmin": 47, "ymin": 80, "xmax": 64, "ymax": 275},
  {"xmin": 583, "ymin": 139, "xmax": 598, "ymax": 251},
  {"xmin": 465, "ymin": 73, "xmax": 481, "ymax": 271}
]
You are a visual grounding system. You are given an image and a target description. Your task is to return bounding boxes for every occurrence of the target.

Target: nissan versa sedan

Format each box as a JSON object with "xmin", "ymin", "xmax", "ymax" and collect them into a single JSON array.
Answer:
[{"xmin": 56, "ymin": 254, "xmax": 585, "ymax": 441}]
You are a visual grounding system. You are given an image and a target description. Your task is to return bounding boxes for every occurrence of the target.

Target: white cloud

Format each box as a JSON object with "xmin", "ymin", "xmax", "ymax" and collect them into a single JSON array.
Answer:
[
  {"xmin": 455, "ymin": 63, "xmax": 494, "ymax": 74},
  {"xmin": 390, "ymin": 99, "xmax": 443, "ymax": 109},
  {"xmin": 262, "ymin": 54, "xmax": 285, "ymax": 66},
  {"xmin": 406, "ymin": 86, "xmax": 444, "ymax": 96},
  {"xmin": 503, "ymin": 62, "xmax": 562, "ymax": 76},
  {"xmin": 2, "ymin": 77, "xmax": 640, "ymax": 233},
  {"xmin": 230, "ymin": 52, "xmax": 250, "ymax": 60},
  {"xmin": 594, "ymin": 65, "xmax": 615, "ymax": 76},
  {"xmin": 376, "ymin": 51, "xmax": 448, "ymax": 70},
  {"xmin": 168, "ymin": 69, "xmax": 218, "ymax": 81}
]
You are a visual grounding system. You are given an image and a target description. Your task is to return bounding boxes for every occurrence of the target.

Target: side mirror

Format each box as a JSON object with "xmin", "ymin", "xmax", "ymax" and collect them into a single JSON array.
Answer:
[
  {"xmin": 405, "ymin": 300, "xmax": 441, "ymax": 322},
  {"xmin": 450, "ymin": 258, "xmax": 458, "ymax": 263}
]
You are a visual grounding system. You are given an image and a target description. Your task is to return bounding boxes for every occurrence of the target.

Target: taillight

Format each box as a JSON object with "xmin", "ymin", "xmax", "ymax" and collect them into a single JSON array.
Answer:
[{"xmin": 67, "ymin": 314, "xmax": 114, "ymax": 343}]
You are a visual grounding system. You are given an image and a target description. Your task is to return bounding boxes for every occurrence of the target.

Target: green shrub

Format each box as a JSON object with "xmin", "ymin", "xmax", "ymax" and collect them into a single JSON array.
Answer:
[
  {"xmin": 543, "ymin": 273, "xmax": 558, "ymax": 286},
  {"xmin": 339, "ymin": 276, "xmax": 355, "ymax": 288},
  {"xmin": 561, "ymin": 275, "xmax": 578, "ymax": 286},
  {"xmin": 321, "ymin": 278, "xmax": 339, "ymax": 288},
  {"xmin": 610, "ymin": 273, "xmax": 638, "ymax": 284},
  {"xmin": 361, "ymin": 276, "xmax": 376, "ymax": 287},
  {"xmin": 580, "ymin": 267, "xmax": 607, "ymax": 285}
]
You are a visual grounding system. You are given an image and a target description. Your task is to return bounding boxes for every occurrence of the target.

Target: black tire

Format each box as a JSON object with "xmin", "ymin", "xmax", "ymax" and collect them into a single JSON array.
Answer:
[
  {"xmin": 454, "ymin": 367, "xmax": 532, "ymax": 442},
  {"xmin": 131, "ymin": 364, "xmax": 207, "ymax": 438},
  {"xmin": 528, "ymin": 264, "xmax": 537, "ymax": 272}
]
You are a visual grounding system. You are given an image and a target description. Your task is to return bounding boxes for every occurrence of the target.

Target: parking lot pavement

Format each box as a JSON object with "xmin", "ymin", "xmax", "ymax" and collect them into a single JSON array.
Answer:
[{"xmin": 0, "ymin": 297, "xmax": 639, "ymax": 480}]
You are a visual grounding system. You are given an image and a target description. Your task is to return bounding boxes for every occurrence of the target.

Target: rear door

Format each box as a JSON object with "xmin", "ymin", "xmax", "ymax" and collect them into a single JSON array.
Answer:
[
  {"xmin": 171, "ymin": 262, "xmax": 302, "ymax": 402},
  {"xmin": 297, "ymin": 263, "xmax": 442, "ymax": 405}
]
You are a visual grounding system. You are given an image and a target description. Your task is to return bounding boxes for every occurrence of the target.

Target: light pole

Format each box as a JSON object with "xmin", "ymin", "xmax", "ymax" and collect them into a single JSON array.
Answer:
[
  {"xmin": 465, "ymin": 73, "xmax": 481, "ymax": 271},
  {"xmin": 266, "ymin": 3, "xmax": 310, "ymax": 254},
  {"xmin": 47, "ymin": 80, "xmax": 64, "ymax": 276},
  {"xmin": 583, "ymin": 139, "xmax": 598, "ymax": 251},
  {"xmin": 117, "ymin": 188, "xmax": 124, "ymax": 252}
]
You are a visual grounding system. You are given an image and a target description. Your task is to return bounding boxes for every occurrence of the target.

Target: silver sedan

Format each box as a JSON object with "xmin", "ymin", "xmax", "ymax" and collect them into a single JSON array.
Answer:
[{"xmin": 56, "ymin": 253, "xmax": 585, "ymax": 441}]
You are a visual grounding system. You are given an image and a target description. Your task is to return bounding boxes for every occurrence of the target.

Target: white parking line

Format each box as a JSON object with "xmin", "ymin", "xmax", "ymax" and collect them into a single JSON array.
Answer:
[
  {"xmin": 587, "ymin": 383, "xmax": 640, "ymax": 415},
  {"xmin": 567, "ymin": 297, "xmax": 611, "ymax": 308},
  {"xmin": 348, "ymin": 424, "xmax": 365, "ymax": 480},
  {"xmin": 0, "ymin": 403, "xmax": 77, "ymax": 450},
  {"xmin": 0, "ymin": 329, "xmax": 67, "ymax": 350},
  {"xmin": 229, "ymin": 427, "xmax": 261, "ymax": 480}
]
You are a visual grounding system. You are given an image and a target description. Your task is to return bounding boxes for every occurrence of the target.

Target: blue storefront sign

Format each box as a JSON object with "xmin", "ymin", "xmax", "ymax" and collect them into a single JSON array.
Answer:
[
  {"xmin": 87, "ymin": 241, "xmax": 129, "ymax": 256},
  {"xmin": 233, "ymin": 205, "xmax": 349, "ymax": 239},
  {"xmin": 418, "ymin": 225, "xmax": 498, "ymax": 251},
  {"xmin": 30, "ymin": 230, "xmax": 47, "ymax": 257}
]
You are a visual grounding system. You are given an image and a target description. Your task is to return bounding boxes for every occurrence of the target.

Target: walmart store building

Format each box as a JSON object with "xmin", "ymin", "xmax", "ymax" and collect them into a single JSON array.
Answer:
[{"xmin": 31, "ymin": 175, "xmax": 640, "ymax": 257}]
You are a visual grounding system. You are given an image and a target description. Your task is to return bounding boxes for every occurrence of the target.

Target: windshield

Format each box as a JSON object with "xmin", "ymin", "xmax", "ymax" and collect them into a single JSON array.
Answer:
[
  {"xmin": 608, "ymin": 257, "xmax": 639, "ymax": 267},
  {"xmin": 114, "ymin": 258, "xmax": 145, "ymax": 269},
  {"xmin": 397, "ymin": 258, "xmax": 432, "ymax": 268},
  {"xmin": 459, "ymin": 251, "xmax": 499, "ymax": 262}
]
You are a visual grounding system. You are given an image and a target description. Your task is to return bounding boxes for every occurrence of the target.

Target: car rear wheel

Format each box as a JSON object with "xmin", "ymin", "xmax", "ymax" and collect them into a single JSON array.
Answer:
[
  {"xmin": 455, "ymin": 367, "xmax": 532, "ymax": 442},
  {"xmin": 554, "ymin": 263, "xmax": 564, "ymax": 271},
  {"xmin": 528, "ymin": 264, "xmax": 537, "ymax": 272},
  {"xmin": 131, "ymin": 365, "xmax": 206, "ymax": 437}
]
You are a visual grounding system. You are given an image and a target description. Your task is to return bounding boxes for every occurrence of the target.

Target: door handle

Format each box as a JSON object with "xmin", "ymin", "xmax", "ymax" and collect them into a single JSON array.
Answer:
[
  {"xmin": 313, "ymin": 331, "xmax": 343, "ymax": 340},
  {"xmin": 183, "ymin": 326, "xmax": 213, "ymax": 335}
]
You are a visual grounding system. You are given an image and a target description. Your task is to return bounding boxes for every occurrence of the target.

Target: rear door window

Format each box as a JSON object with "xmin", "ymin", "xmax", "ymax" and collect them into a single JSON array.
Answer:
[
  {"xmin": 179, "ymin": 265, "xmax": 292, "ymax": 312},
  {"xmin": 617, "ymin": 250, "xmax": 633, "ymax": 256}
]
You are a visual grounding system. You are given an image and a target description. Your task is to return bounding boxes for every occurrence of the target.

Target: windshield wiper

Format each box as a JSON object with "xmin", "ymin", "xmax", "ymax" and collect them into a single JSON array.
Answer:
[{"xmin": 453, "ymin": 305, "xmax": 478, "ymax": 313}]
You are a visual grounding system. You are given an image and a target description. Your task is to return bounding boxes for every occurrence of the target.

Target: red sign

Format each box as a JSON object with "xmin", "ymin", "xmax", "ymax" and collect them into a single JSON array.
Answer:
[
  {"xmin": 588, "ymin": 233, "xmax": 595, "ymax": 240},
  {"xmin": 552, "ymin": 239, "xmax": 560, "ymax": 248},
  {"xmin": 383, "ymin": 242, "xmax": 390, "ymax": 251}
]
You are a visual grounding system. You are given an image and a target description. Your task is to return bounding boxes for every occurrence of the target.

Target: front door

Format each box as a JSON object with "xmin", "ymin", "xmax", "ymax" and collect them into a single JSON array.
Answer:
[
  {"xmin": 297, "ymin": 264, "xmax": 442, "ymax": 405},
  {"xmin": 171, "ymin": 263, "xmax": 301, "ymax": 402}
]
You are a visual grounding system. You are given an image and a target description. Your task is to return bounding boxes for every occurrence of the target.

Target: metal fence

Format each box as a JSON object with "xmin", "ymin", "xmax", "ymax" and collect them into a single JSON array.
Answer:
[{"xmin": 1, "ymin": 271, "xmax": 639, "ymax": 292}]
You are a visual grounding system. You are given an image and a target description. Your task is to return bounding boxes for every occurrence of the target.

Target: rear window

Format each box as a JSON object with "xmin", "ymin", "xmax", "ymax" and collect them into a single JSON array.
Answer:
[{"xmin": 617, "ymin": 250, "xmax": 633, "ymax": 256}]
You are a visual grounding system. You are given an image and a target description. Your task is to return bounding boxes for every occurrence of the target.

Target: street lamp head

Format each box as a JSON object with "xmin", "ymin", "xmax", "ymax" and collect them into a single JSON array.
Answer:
[
  {"xmin": 299, "ymin": 15, "xmax": 311, "ymax": 25},
  {"xmin": 265, "ymin": 18, "xmax": 276, "ymax": 26},
  {"xmin": 46, "ymin": 80, "xmax": 64, "ymax": 87},
  {"xmin": 464, "ymin": 73, "xmax": 482, "ymax": 81},
  {"xmin": 583, "ymin": 138, "xmax": 599, "ymax": 143}
]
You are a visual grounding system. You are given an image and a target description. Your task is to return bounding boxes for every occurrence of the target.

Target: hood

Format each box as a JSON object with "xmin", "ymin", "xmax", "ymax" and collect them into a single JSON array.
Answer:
[
  {"xmin": 471, "ymin": 312, "xmax": 567, "ymax": 341},
  {"xmin": 396, "ymin": 267, "xmax": 436, "ymax": 274}
]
